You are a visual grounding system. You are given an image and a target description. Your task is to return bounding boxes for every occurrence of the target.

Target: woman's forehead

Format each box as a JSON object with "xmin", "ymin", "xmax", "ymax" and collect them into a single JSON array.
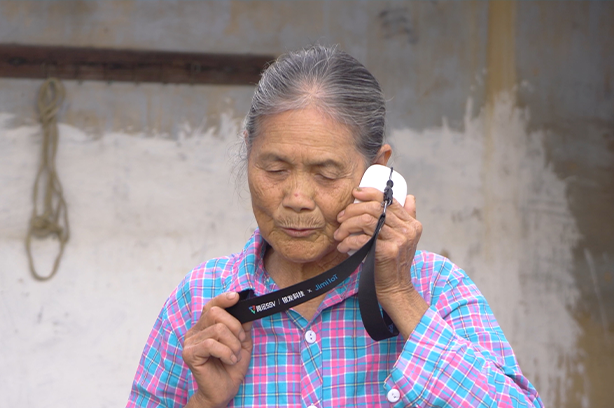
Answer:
[{"xmin": 252, "ymin": 108, "xmax": 361, "ymax": 159}]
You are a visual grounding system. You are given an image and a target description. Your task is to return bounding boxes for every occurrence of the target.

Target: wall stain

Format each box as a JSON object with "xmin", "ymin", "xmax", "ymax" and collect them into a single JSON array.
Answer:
[{"xmin": 378, "ymin": 8, "xmax": 419, "ymax": 45}]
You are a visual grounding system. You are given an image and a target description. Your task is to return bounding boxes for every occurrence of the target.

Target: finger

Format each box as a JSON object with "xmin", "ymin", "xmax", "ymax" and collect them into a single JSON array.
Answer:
[
  {"xmin": 240, "ymin": 321, "xmax": 254, "ymax": 344},
  {"xmin": 336, "ymin": 231, "xmax": 371, "ymax": 254},
  {"xmin": 334, "ymin": 212, "xmax": 380, "ymax": 241},
  {"xmin": 404, "ymin": 195, "xmax": 416, "ymax": 219},
  {"xmin": 337, "ymin": 200, "xmax": 382, "ymax": 223},
  {"xmin": 191, "ymin": 321, "xmax": 244, "ymax": 355},
  {"xmin": 200, "ymin": 292, "xmax": 241, "ymax": 321},
  {"xmin": 342, "ymin": 191, "xmax": 410, "ymax": 223},
  {"xmin": 202, "ymin": 304, "xmax": 246, "ymax": 341},
  {"xmin": 191, "ymin": 292, "xmax": 244, "ymax": 338},
  {"xmin": 337, "ymin": 201, "xmax": 411, "ymax": 238},
  {"xmin": 351, "ymin": 187, "xmax": 384, "ymax": 203},
  {"xmin": 183, "ymin": 332, "xmax": 241, "ymax": 367}
]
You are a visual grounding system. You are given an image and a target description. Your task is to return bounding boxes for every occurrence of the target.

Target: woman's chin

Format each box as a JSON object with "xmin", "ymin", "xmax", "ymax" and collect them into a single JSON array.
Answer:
[{"xmin": 272, "ymin": 238, "xmax": 338, "ymax": 265}]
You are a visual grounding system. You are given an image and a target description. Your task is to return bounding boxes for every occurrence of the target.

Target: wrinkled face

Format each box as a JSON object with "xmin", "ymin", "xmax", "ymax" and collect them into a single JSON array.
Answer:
[{"xmin": 247, "ymin": 107, "xmax": 368, "ymax": 264}]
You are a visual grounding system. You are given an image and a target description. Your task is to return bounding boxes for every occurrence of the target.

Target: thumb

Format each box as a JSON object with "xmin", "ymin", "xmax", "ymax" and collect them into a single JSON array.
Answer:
[
  {"xmin": 220, "ymin": 291, "xmax": 241, "ymax": 307},
  {"xmin": 194, "ymin": 291, "xmax": 241, "ymax": 330}
]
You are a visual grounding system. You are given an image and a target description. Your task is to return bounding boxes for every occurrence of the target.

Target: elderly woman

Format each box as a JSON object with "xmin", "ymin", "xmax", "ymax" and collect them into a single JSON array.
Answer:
[{"xmin": 127, "ymin": 45, "xmax": 542, "ymax": 408}]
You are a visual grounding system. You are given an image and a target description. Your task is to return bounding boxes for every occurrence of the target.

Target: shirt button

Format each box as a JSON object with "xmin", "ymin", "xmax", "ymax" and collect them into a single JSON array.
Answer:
[
  {"xmin": 387, "ymin": 388, "xmax": 401, "ymax": 403},
  {"xmin": 305, "ymin": 330, "xmax": 317, "ymax": 344}
]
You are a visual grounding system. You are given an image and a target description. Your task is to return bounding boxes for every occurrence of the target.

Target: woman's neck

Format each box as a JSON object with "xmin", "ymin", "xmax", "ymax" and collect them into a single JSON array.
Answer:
[
  {"xmin": 263, "ymin": 246, "xmax": 348, "ymax": 322},
  {"xmin": 263, "ymin": 246, "xmax": 348, "ymax": 289}
]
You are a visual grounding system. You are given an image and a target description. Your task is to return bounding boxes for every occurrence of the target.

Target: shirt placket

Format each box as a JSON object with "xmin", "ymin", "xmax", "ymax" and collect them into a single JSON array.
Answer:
[{"xmin": 300, "ymin": 319, "xmax": 323, "ymax": 408}]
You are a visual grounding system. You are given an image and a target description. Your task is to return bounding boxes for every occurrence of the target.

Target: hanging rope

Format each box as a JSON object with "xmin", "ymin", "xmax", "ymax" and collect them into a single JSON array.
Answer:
[{"xmin": 25, "ymin": 78, "xmax": 70, "ymax": 281}]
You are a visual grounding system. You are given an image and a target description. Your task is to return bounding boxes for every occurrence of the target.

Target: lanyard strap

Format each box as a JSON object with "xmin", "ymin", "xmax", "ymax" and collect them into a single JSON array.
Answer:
[{"xmin": 226, "ymin": 213, "xmax": 399, "ymax": 341}]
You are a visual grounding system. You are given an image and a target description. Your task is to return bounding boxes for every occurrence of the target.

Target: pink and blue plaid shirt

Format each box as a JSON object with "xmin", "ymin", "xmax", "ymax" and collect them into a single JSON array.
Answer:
[{"xmin": 127, "ymin": 229, "xmax": 543, "ymax": 407}]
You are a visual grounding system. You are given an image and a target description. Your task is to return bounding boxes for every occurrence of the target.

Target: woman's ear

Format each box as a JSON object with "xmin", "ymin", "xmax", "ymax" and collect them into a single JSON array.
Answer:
[{"xmin": 373, "ymin": 144, "xmax": 392, "ymax": 166}]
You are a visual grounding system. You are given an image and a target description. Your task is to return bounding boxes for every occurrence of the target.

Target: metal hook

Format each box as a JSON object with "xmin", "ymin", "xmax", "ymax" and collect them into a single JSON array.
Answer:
[{"xmin": 190, "ymin": 62, "xmax": 201, "ymax": 86}]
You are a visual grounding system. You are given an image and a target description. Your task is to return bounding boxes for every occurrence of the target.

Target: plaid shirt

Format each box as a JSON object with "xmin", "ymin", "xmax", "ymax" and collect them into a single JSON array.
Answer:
[{"xmin": 127, "ymin": 229, "xmax": 543, "ymax": 407}]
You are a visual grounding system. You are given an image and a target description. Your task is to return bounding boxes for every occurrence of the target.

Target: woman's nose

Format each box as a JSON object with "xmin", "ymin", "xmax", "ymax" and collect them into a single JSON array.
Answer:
[{"xmin": 282, "ymin": 174, "xmax": 316, "ymax": 212}]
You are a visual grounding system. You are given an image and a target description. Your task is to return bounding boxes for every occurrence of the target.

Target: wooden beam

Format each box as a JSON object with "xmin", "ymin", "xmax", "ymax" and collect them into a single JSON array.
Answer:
[{"xmin": 0, "ymin": 44, "xmax": 275, "ymax": 85}]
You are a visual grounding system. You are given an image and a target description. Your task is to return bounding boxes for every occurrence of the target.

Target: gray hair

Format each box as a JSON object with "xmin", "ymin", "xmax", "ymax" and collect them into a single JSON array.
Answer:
[{"xmin": 241, "ymin": 45, "xmax": 386, "ymax": 164}]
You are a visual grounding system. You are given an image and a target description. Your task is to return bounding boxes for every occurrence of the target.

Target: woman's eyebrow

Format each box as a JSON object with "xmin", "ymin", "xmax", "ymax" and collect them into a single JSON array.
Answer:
[
  {"xmin": 257, "ymin": 153, "xmax": 345, "ymax": 169},
  {"xmin": 257, "ymin": 152, "xmax": 288, "ymax": 163},
  {"xmin": 310, "ymin": 159, "xmax": 345, "ymax": 170}
]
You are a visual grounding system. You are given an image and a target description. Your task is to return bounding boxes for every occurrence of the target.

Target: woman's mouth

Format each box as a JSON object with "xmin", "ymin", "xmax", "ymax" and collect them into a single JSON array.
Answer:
[{"xmin": 280, "ymin": 227, "xmax": 318, "ymax": 238}]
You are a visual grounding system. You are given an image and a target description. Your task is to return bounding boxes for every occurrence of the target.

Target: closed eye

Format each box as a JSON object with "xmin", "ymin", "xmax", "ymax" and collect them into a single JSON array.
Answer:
[
  {"xmin": 265, "ymin": 168, "xmax": 289, "ymax": 178},
  {"xmin": 315, "ymin": 173, "xmax": 338, "ymax": 182}
]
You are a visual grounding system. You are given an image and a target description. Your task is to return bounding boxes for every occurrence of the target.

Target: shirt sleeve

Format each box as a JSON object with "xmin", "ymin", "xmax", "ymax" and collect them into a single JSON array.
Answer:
[
  {"xmin": 384, "ymin": 258, "xmax": 544, "ymax": 407},
  {"xmin": 126, "ymin": 279, "xmax": 194, "ymax": 408}
]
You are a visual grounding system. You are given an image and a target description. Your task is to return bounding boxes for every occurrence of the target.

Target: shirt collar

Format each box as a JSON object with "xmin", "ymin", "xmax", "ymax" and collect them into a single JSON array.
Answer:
[{"xmin": 224, "ymin": 229, "xmax": 361, "ymax": 304}]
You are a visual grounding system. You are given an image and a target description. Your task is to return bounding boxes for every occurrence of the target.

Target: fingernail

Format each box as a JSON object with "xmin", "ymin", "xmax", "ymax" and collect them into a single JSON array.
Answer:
[
  {"xmin": 239, "ymin": 330, "xmax": 246, "ymax": 342},
  {"xmin": 230, "ymin": 354, "xmax": 238, "ymax": 364},
  {"xmin": 338, "ymin": 210, "xmax": 345, "ymax": 219},
  {"xmin": 226, "ymin": 292, "xmax": 237, "ymax": 300},
  {"xmin": 355, "ymin": 187, "xmax": 362, "ymax": 192}
]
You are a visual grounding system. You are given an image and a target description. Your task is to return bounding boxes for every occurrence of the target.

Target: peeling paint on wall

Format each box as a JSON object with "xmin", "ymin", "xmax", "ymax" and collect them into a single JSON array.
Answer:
[{"xmin": 389, "ymin": 95, "xmax": 582, "ymax": 406}]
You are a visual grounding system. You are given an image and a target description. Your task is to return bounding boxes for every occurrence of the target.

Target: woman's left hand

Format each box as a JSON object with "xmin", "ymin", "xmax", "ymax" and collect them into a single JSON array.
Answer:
[{"xmin": 334, "ymin": 187, "xmax": 428, "ymax": 339}]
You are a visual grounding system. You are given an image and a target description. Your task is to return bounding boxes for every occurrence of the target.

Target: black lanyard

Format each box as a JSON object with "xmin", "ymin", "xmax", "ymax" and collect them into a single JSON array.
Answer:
[{"xmin": 226, "ymin": 177, "xmax": 400, "ymax": 341}]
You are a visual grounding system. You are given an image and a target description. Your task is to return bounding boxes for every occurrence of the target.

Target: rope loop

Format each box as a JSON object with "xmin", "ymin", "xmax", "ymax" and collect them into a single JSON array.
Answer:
[
  {"xmin": 37, "ymin": 77, "xmax": 64, "ymax": 125},
  {"xmin": 25, "ymin": 78, "xmax": 69, "ymax": 281}
]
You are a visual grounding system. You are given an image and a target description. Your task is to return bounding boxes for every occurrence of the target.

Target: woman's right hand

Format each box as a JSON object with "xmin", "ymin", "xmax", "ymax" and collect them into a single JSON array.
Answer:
[{"xmin": 182, "ymin": 292, "xmax": 253, "ymax": 408}]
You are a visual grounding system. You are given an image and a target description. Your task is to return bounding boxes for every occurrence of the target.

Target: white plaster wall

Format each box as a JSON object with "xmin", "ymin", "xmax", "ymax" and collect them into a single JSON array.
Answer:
[
  {"xmin": 0, "ymin": 109, "xmax": 256, "ymax": 407},
  {"xmin": 0, "ymin": 93, "xmax": 581, "ymax": 406}
]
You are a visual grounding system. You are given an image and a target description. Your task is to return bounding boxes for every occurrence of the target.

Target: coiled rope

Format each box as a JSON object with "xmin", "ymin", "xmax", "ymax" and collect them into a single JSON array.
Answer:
[{"xmin": 25, "ymin": 78, "xmax": 70, "ymax": 281}]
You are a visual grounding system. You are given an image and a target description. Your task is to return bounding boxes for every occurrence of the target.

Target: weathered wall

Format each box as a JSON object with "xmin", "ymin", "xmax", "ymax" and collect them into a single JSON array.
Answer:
[{"xmin": 0, "ymin": 1, "xmax": 612, "ymax": 407}]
